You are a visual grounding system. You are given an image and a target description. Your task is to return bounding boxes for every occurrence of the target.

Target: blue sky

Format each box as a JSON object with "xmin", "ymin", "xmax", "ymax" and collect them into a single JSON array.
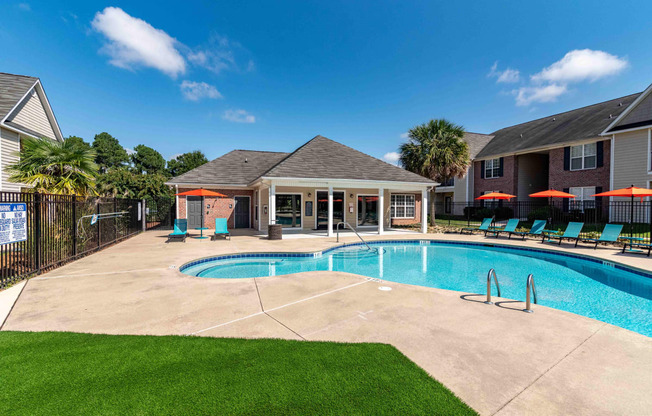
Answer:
[{"xmin": 2, "ymin": 1, "xmax": 651, "ymax": 163}]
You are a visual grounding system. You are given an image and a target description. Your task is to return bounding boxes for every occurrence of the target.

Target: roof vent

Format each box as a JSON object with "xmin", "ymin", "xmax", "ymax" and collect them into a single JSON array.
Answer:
[
  {"xmin": 552, "ymin": 117, "xmax": 556, "ymax": 121},
  {"xmin": 244, "ymin": 158, "xmax": 248, "ymax": 163},
  {"xmin": 618, "ymin": 102, "xmax": 623, "ymax": 106},
  {"xmin": 520, "ymin": 133, "xmax": 523, "ymax": 138},
  {"xmin": 609, "ymin": 114, "xmax": 613, "ymax": 119}
]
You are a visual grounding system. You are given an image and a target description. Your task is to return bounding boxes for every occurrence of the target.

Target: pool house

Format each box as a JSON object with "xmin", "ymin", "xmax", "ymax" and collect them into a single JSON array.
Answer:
[{"xmin": 166, "ymin": 135, "xmax": 435, "ymax": 235}]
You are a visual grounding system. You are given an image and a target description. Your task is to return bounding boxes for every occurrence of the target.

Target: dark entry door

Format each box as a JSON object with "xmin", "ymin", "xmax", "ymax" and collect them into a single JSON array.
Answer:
[
  {"xmin": 187, "ymin": 196, "xmax": 203, "ymax": 229},
  {"xmin": 316, "ymin": 191, "xmax": 344, "ymax": 229},
  {"xmin": 234, "ymin": 196, "xmax": 250, "ymax": 228}
]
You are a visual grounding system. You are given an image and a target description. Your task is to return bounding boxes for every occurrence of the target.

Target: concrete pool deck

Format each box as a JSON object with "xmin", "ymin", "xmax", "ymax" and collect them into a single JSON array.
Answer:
[{"xmin": 2, "ymin": 230, "xmax": 651, "ymax": 415}]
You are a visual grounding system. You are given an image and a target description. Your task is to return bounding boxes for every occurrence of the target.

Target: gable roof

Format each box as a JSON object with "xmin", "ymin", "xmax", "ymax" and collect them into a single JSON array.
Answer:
[
  {"xmin": 603, "ymin": 83, "xmax": 652, "ymax": 134},
  {"xmin": 261, "ymin": 135, "xmax": 434, "ymax": 184},
  {"xmin": 170, "ymin": 150, "xmax": 289, "ymax": 186},
  {"xmin": 476, "ymin": 92, "xmax": 641, "ymax": 159},
  {"xmin": 463, "ymin": 132, "xmax": 494, "ymax": 159},
  {"xmin": 0, "ymin": 72, "xmax": 38, "ymax": 121}
]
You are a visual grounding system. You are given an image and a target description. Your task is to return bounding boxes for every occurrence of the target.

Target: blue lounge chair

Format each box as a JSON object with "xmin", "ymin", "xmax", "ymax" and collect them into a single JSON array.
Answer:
[
  {"xmin": 213, "ymin": 218, "xmax": 230, "ymax": 240},
  {"xmin": 167, "ymin": 219, "xmax": 188, "ymax": 242},
  {"xmin": 580, "ymin": 224, "xmax": 623, "ymax": 249},
  {"xmin": 461, "ymin": 217, "xmax": 493, "ymax": 235},
  {"xmin": 486, "ymin": 218, "xmax": 519, "ymax": 238},
  {"xmin": 509, "ymin": 220, "xmax": 546, "ymax": 240},
  {"xmin": 542, "ymin": 222, "xmax": 584, "ymax": 246}
]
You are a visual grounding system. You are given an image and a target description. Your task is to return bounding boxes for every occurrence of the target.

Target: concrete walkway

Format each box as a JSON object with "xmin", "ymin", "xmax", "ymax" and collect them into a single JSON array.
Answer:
[{"xmin": 2, "ymin": 230, "xmax": 651, "ymax": 415}]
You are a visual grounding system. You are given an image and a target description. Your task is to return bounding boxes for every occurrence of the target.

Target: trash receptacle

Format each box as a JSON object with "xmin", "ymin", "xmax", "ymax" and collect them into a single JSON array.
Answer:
[{"xmin": 268, "ymin": 224, "xmax": 283, "ymax": 240}]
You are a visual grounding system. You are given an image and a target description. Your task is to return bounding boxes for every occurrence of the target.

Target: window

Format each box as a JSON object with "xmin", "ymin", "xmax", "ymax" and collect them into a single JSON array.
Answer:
[
  {"xmin": 357, "ymin": 195, "xmax": 378, "ymax": 226},
  {"xmin": 485, "ymin": 158, "xmax": 501, "ymax": 179},
  {"xmin": 440, "ymin": 177, "xmax": 454, "ymax": 187},
  {"xmin": 569, "ymin": 186, "xmax": 595, "ymax": 211},
  {"xmin": 275, "ymin": 194, "xmax": 301, "ymax": 227},
  {"xmin": 390, "ymin": 194, "xmax": 416, "ymax": 218},
  {"xmin": 570, "ymin": 143, "xmax": 597, "ymax": 170}
]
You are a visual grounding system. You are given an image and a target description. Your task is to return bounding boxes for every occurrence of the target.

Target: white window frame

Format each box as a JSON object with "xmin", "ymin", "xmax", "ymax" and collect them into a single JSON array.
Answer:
[
  {"xmin": 569, "ymin": 186, "xmax": 596, "ymax": 212},
  {"xmin": 484, "ymin": 158, "xmax": 501, "ymax": 179},
  {"xmin": 390, "ymin": 194, "xmax": 416, "ymax": 219},
  {"xmin": 570, "ymin": 143, "xmax": 597, "ymax": 171}
]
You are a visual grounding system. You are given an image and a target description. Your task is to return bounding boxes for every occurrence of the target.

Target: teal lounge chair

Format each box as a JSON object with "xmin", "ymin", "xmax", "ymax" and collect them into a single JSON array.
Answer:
[
  {"xmin": 581, "ymin": 224, "xmax": 623, "ymax": 249},
  {"xmin": 461, "ymin": 217, "xmax": 493, "ymax": 235},
  {"xmin": 213, "ymin": 218, "xmax": 230, "ymax": 240},
  {"xmin": 510, "ymin": 220, "xmax": 546, "ymax": 240},
  {"xmin": 486, "ymin": 218, "xmax": 519, "ymax": 238},
  {"xmin": 622, "ymin": 240, "xmax": 652, "ymax": 256},
  {"xmin": 542, "ymin": 222, "xmax": 584, "ymax": 246},
  {"xmin": 167, "ymin": 219, "xmax": 188, "ymax": 242}
]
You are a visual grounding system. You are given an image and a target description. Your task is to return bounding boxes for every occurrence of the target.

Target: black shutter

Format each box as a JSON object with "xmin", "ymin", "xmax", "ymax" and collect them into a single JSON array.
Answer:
[
  {"xmin": 563, "ymin": 188, "xmax": 570, "ymax": 212},
  {"xmin": 498, "ymin": 157, "xmax": 504, "ymax": 177},
  {"xmin": 596, "ymin": 141, "xmax": 604, "ymax": 167},
  {"xmin": 563, "ymin": 147, "xmax": 570, "ymax": 170},
  {"xmin": 480, "ymin": 161, "xmax": 485, "ymax": 179}
]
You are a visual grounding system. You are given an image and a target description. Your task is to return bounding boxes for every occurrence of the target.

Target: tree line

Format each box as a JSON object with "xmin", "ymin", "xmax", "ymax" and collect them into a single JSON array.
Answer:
[{"xmin": 6, "ymin": 132, "xmax": 208, "ymax": 199}]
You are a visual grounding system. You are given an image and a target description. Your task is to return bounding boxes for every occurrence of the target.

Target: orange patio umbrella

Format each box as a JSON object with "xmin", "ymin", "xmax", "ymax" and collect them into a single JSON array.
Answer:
[
  {"xmin": 593, "ymin": 185, "xmax": 652, "ymax": 237},
  {"xmin": 475, "ymin": 192, "xmax": 516, "ymax": 200},
  {"xmin": 175, "ymin": 189, "xmax": 227, "ymax": 197}
]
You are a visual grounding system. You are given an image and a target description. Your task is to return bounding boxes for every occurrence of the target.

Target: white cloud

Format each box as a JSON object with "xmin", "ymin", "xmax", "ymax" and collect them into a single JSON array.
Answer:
[
  {"xmin": 513, "ymin": 84, "xmax": 568, "ymax": 106},
  {"xmin": 400, "ymin": 132, "xmax": 409, "ymax": 139},
  {"xmin": 223, "ymin": 109, "xmax": 255, "ymax": 123},
  {"xmin": 180, "ymin": 81, "xmax": 222, "ymax": 101},
  {"xmin": 17, "ymin": 3, "xmax": 30, "ymax": 11},
  {"xmin": 187, "ymin": 34, "xmax": 252, "ymax": 75},
  {"xmin": 91, "ymin": 7, "xmax": 186, "ymax": 77},
  {"xmin": 531, "ymin": 49, "xmax": 628, "ymax": 84},
  {"xmin": 488, "ymin": 62, "xmax": 520, "ymax": 83},
  {"xmin": 383, "ymin": 152, "xmax": 401, "ymax": 164}
]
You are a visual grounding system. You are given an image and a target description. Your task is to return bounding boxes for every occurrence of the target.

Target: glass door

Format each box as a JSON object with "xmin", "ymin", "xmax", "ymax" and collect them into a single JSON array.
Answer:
[{"xmin": 316, "ymin": 191, "xmax": 344, "ymax": 229}]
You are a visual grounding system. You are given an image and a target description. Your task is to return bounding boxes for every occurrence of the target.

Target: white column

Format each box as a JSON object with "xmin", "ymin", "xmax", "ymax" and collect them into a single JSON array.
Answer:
[
  {"xmin": 175, "ymin": 185, "xmax": 179, "ymax": 219},
  {"xmin": 269, "ymin": 183, "xmax": 276, "ymax": 225},
  {"xmin": 327, "ymin": 185, "xmax": 334, "ymax": 237},
  {"xmin": 421, "ymin": 188, "xmax": 428, "ymax": 234},
  {"xmin": 378, "ymin": 187, "xmax": 384, "ymax": 235},
  {"xmin": 257, "ymin": 189, "xmax": 262, "ymax": 231}
]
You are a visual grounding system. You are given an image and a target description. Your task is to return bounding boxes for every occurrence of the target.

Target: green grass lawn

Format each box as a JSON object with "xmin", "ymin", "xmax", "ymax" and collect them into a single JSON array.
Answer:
[{"xmin": 0, "ymin": 331, "xmax": 476, "ymax": 415}]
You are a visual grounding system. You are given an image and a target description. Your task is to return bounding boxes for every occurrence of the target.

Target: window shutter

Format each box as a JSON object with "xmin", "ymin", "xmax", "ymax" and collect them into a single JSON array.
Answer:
[
  {"xmin": 596, "ymin": 141, "xmax": 604, "ymax": 167},
  {"xmin": 498, "ymin": 157, "xmax": 504, "ymax": 177},
  {"xmin": 563, "ymin": 147, "xmax": 570, "ymax": 170},
  {"xmin": 562, "ymin": 188, "xmax": 570, "ymax": 212},
  {"xmin": 480, "ymin": 161, "xmax": 485, "ymax": 179}
]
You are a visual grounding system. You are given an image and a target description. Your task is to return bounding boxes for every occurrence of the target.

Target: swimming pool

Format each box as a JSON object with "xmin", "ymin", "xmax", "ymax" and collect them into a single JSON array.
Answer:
[{"xmin": 181, "ymin": 241, "xmax": 652, "ymax": 337}]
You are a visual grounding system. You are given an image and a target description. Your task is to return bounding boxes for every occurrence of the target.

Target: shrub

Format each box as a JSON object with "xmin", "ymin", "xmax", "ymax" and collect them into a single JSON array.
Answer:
[
  {"xmin": 527, "ymin": 205, "xmax": 561, "ymax": 222},
  {"xmin": 493, "ymin": 206, "xmax": 514, "ymax": 221}
]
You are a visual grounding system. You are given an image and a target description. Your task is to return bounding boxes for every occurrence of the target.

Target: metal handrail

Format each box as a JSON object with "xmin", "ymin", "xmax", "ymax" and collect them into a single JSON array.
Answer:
[
  {"xmin": 484, "ymin": 268, "xmax": 501, "ymax": 304},
  {"xmin": 336, "ymin": 222, "xmax": 373, "ymax": 251},
  {"xmin": 524, "ymin": 274, "xmax": 537, "ymax": 313}
]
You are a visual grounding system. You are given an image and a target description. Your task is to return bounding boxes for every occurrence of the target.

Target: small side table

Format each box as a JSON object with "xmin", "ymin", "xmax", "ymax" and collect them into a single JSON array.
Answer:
[
  {"xmin": 619, "ymin": 236, "xmax": 644, "ymax": 253},
  {"xmin": 195, "ymin": 227, "xmax": 209, "ymax": 239}
]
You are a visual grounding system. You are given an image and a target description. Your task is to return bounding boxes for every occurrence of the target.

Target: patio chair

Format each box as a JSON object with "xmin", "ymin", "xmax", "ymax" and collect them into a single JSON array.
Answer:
[
  {"xmin": 580, "ymin": 224, "xmax": 623, "ymax": 249},
  {"xmin": 460, "ymin": 217, "xmax": 493, "ymax": 235},
  {"xmin": 213, "ymin": 218, "xmax": 230, "ymax": 240},
  {"xmin": 486, "ymin": 218, "xmax": 519, "ymax": 238},
  {"xmin": 509, "ymin": 220, "xmax": 546, "ymax": 240},
  {"xmin": 167, "ymin": 219, "xmax": 188, "ymax": 243},
  {"xmin": 542, "ymin": 222, "xmax": 584, "ymax": 246}
]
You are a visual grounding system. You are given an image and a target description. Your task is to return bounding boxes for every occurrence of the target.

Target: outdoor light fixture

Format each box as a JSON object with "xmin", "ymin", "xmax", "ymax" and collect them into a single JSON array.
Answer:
[
  {"xmin": 308, "ymin": 192, "xmax": 312, "ymax": 197},
  {"xmin": 350, "ymin": 193, "xmax": 354, "ymax": 198}
]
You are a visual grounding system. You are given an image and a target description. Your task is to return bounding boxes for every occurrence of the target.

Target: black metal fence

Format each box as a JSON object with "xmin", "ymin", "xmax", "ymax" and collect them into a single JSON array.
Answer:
[
  {"xmin": 145, "ymin": 196, "xmax": 176, "ymax": 230},
  {"xmin": 434, "ymin": 200, "xmax": 652, "ymax": 241},
  {"xmin": 1, "ymin": 192, "xmax": 142, "ymax": 288}
]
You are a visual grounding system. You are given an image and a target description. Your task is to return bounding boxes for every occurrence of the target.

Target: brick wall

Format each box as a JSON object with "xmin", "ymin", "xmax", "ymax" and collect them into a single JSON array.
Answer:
[
  {"xmin": 548, "ymin": 139, "xmax": 610, "ymax": 191},
  {"xmin": 177, "ymin": 188, "xmax": 253, "ymax": 229},
  {"xmin": 473, "ymin": 156, "xmax": 518, "ymax": 199}
]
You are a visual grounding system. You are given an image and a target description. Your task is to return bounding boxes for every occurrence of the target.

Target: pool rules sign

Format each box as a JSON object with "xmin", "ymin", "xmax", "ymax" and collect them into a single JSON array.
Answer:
[{"xmin": 0, "ymin": 203, "xmax": 27, "ymax": 245}]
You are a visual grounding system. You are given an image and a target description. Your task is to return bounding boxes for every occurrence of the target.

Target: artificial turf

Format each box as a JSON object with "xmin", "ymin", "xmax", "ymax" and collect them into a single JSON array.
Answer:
[{"xmin": 1, "ymin": 331, "xmax": 476, "ymax": 415}]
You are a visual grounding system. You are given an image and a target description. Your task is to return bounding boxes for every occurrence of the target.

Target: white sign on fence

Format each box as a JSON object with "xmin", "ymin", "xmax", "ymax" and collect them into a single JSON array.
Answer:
[{"xmin": 0, "ymin": 203, "xmax": 27, "ymax": 245}]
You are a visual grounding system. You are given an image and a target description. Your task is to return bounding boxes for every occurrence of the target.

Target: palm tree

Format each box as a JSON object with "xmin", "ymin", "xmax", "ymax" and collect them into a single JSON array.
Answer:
[
  {"xmin": 399, "ymin": 119, "xmax": 469, "ymax": 226},
  {"xmin": 6, "ymin": 137, "xmax": 99, "ymax": 195}
]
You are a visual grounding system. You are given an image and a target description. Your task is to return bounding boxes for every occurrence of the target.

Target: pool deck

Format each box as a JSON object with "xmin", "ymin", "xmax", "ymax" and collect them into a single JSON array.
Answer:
[{"xmin": 2, "ymin": 230, "xmax": 651, "ymax": 415}]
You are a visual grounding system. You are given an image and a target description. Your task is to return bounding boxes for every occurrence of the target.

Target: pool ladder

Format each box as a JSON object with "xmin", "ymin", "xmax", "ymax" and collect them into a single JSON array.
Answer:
[{"xmin": 483, "ymin": 269, "xmax": 538, "ymax": 312}]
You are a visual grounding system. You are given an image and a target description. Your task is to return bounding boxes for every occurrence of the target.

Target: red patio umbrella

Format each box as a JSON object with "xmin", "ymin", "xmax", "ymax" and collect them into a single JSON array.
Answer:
[
  {"xmin": 175, "ymin": 189, "xmax": 227, "ymax": 197},
  {"xmin": 593, "ymin": 185, "xmax": 652, "ymax": 237},
  {"xmin": 475, "ymin": 192, "xmax": 516, "ymax": 200},
  {"xmin": 528, "ymin": 189, "xmax": 576, "ymax": 228}
]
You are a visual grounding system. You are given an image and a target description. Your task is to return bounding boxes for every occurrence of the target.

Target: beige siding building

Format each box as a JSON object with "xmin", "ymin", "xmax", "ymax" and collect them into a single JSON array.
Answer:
[{"xmin": 0, "ymin": 72, "xmax": 64, "ymax": 191}]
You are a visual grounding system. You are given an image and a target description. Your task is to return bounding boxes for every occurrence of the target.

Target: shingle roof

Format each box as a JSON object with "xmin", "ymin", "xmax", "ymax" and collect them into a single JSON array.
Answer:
[
  {"xmin": 170, "ymin": 150, "xmax": 289, "ymax": 185},
  {"xmin": 476, "ymin": 93, "xmax": 641, "ymax": 159},
  {"xmin": 0, "ymin": 72, "xmax": 38, "ymax": 121},
  {"xmin": 262, "ymin": 135, "xmax": 434, "ymax": 184},
  {"xmin": 463, "ymin": 132, "xmax": 494, "ymax": 159}
]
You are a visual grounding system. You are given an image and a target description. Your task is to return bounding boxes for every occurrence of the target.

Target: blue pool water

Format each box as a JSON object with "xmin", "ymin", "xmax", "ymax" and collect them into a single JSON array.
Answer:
[{"xmin": 181, "ymin": 241, "xmax": 652, "ymax": 337}]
